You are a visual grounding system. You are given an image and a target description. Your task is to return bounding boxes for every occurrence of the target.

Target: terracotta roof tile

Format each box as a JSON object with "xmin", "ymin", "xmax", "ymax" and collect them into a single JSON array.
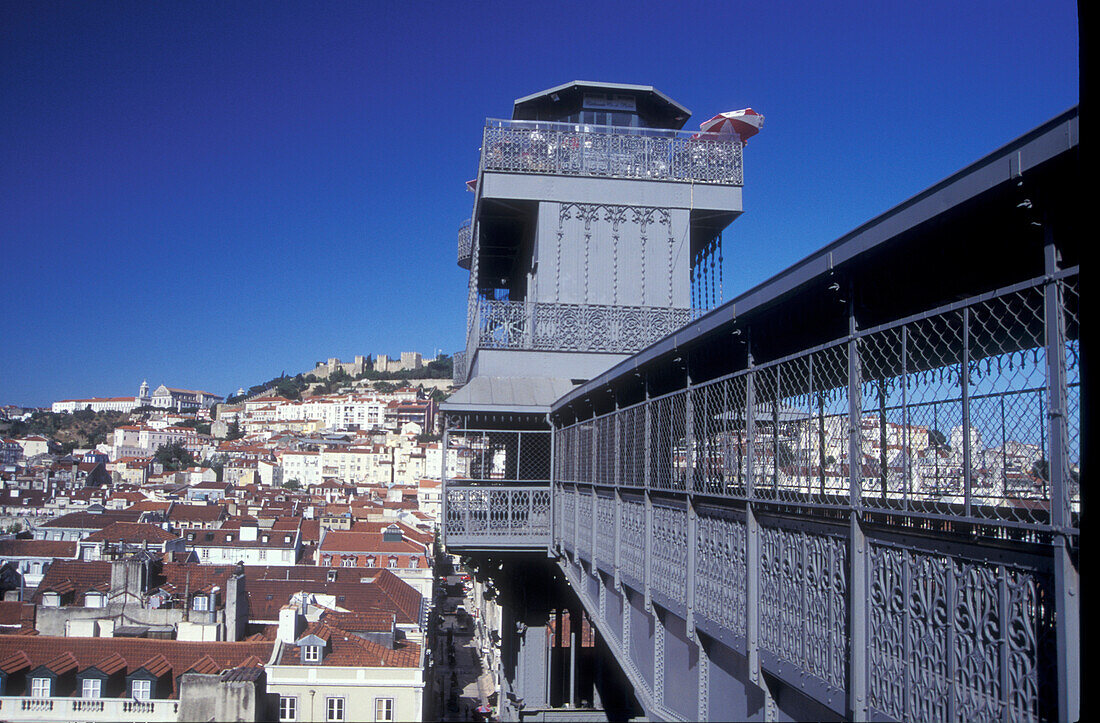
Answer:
[
  {"xmin": 139, "ymin": 652, "xmax": 172, "ymax": 677},
  {"xmin": 42, "ymin": 651, "xmax": 78, "ymax": 675},
  {"xmin": 96, "ymin": 651, "xmax": 126, "ymax": 675},
  {"xmin": 84, "ymin": 521, "xmax": 179, "ymax": 543},
  {"xmin": 0, "ymin": 649, "xmax": 30, "ymax": 673},
  {"xmin": 0, "ymin": 634, "xmax": 274, "ymax": 698},
  {"xmin": 0, "ymin": 538, "xmax": 78, "ymax": 558}
]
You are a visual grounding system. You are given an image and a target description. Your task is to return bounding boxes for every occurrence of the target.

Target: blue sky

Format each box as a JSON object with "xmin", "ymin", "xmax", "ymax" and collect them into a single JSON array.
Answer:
[{"xmin": 0, "ymin": 1, "xmax": 1078, "ymax": 407}]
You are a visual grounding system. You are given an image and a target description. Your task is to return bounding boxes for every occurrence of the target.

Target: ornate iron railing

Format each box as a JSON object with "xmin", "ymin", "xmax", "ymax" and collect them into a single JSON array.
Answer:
[
  {"xmin": 444, "ymin": 484, "xmax": 552, "ymax": 547},
  {"xmin": 476, "ymin": 299, "xmax": 698, "ymax": 354},
  {"xmin": 481, "ymin": 119, "xmax": 743, "ymax": 185},
  {"xmin": 457, "ymin": 218, "xmax": 472, "ymax": 269}
]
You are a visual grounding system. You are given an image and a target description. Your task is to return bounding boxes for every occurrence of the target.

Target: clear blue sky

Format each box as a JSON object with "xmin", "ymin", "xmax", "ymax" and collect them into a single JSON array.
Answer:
[{"xmin": 0, "ymin": 1, "xmax": 1078, "ymax": 407}]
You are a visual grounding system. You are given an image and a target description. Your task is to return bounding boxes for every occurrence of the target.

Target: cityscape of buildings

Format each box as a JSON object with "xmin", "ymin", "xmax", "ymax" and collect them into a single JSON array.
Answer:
[
  {"xmin": 0, "ymin": 363, "xmax": 509, "ymax": 721},
  {"xmin": 0, "ymin": 3, "xmax": 1079, "ymax": 716}
]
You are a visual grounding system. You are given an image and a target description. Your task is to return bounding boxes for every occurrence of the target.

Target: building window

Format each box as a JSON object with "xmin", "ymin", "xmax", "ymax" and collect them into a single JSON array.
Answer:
[
  {"xmin": 388, "ymin": 557, "xmax": 398, "ymax": 568},
  {"xmin": 31, "ymin": 677, "xmax": 51, "ymax": 698},
  {"xmin": 303, "ymin": 645, "xmax": 321, "ymax": 663},
  {"xmin": 279, "ymin": 696, "xmax": 298, "ymax": 721},
  {"xmin": 193, "ymin": 595, "xmax": 209, "ymax": 611},
  {"xmin": 342, "ymin": 557, "xmax": 355, "ymax": 567},
  {"xmin": 375, "ymin": 698, "xmax": 394, "ymax": 722},
  {"xmin": 132, "ymin": 679, "xmax": 152, "ymax": 699},
  {"xmin": 326, "ymin": 697, "xmax": 345, "ymax": 722},
  {"xmin": 82, "ymin": 678, "xmax": 102, "ymax": 699}
]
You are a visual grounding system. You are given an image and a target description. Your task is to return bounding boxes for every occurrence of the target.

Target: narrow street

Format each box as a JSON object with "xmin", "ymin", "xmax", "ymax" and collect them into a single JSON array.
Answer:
[{"xmin": 428, "ymin": 570, "xmax": 496, "ymax": 722}]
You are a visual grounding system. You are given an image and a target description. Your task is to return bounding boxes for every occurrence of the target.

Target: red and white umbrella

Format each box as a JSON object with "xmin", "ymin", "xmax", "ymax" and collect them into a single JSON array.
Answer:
[{"xmin": 698, "ymin": 108, "xmax": 764, "ymax": 143}]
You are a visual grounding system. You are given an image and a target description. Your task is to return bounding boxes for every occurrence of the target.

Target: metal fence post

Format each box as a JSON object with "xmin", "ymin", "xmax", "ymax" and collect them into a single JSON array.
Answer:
[
  {"xmin": 848, "ymin": 301, "xmax": 868, "ymax": 721},
  {"xmin": 442, "ymin": 420, "xmax": 450, "ymax": 547},
  {"xmin": 549, "ymin": 418, "xmax": 559, "ymax": 552},
  {"xmin": 614, "ymin": 399, "xmax": 623, "ymax": 590},
  {"xmin": 744, "ymin": 347, "xmax": 760, "ymax": 685},
  {"xmin": 961, "ymin": 306, "xmax": 972, "ymax": 517},
  {"xmin": 644, "ymin": 378, "xmax": 654, "ymax": 612},
  {"xmin": 1044, "ymin": 227, "xmax": 1079, "ymax": 723},
  {"xmin": 685, "ymin": 369, "xmax": 698, "ymax": 638}
]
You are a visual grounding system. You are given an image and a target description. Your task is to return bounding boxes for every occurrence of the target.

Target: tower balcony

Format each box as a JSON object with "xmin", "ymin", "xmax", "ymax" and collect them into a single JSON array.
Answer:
[
  {"xmin": 457, "ymin": 219, "xmax": 472, "ymax": 269},
  {"xmin": 443, "ymin": 483, "xmax": 552, "ymax": 550},
  {"xmin": 480, "ymin": 119, "xmax": 743, "ymax": 186}
]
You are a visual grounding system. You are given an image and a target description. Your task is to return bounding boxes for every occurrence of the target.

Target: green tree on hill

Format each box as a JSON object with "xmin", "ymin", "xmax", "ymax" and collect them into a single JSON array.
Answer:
[{"xmin": 154, "ymin": 441, "xmax": 195, "ymax": 471}]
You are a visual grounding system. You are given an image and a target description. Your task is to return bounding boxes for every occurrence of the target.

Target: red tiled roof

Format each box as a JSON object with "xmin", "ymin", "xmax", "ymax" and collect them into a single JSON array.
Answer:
[
  {"xmin": 318, "ymin": 530, "xmax": 427, "ymax": 555},
  {"xmin": 139, "ymin": 652, "xmax": 172, "ymax": 677},
  {"xmin": 42, "ymin": 651, "xmax": 78, "ymax": 675},
  {"xmin": 0, "ymin": 538, "xmax": 77, "ymax": 558},
  {"xmin": 278, "ymin": 620, "xmax": 419, "ymax": 668},
  {"xmin": 31, "ymin": 560, "xmax": 111, "ymax": 604},
  {"xmin": 241, "ymin": 567, "xmax": 420, "ymax": 624},
  {"xmin": 41, "ymin": 509, "xmax": 143, "ymax": 529},
  {"xmin": 0, "ymin": 634, "xmax": 274, "ymax": 697},
  {"xmin": 84, "ymin": 521, "xmax": 179, "ymax": 544},
  {"xmin": 168, "ymin": 503, "xmax": 227, "ymax": 521}
]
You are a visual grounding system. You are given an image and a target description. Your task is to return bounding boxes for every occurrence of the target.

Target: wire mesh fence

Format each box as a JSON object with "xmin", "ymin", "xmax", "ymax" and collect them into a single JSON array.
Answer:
[{"xmin": 554, "ymin": 270, "xmax": 1079, "ymax": 538}]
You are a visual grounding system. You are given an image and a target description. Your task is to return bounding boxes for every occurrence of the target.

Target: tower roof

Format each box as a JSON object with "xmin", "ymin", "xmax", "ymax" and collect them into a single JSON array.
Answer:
[{"xmin": 512, "ymin": 81, "xmax": 691, "ymax": 129}]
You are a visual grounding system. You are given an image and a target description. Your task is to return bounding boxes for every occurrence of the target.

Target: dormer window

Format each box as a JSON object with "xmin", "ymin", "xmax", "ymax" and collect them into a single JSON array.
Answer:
[
  {"xmin": 31, "ymin": 677, "xmax": 51, "ymax": 698},
  {"xmin": 42, "ymin": 592, "xmax": 60, "ymax": 607},
  {"xmin": 303, "ymin": 645, "xmax": 321, "ymax": 663},
  {"xmin": 85, "ymin": 592, "xmax": 105, "ymax": 608},
  {"xmin": 193, "ymin": 595, "xmax": 209, "ymax": 611},
  {"xmin": 225, "ymin": 533, "xmax": 234, "ymax": 542},
  {"xmin": 132, "ymin": 679, "xmax": 152, "ymax": 700}
]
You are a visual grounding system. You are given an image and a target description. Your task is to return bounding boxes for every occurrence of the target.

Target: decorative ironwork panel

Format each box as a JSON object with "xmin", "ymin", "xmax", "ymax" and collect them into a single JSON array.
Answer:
[
  {"xmin": 443, "ymin": 485, "xmax": 552, "ymax": 544},
  {"xmin": 868, "ymin": 543, "xmax": 1052, "ymax": 722},
  {"xmin": 577, "ymin": 487, "xmax": 594, "ymax": 558},
  {"xmin": 595, "ymin": 493, "xmax": 616, "ymax": 568},
  {"xmin": 457, "ymin": 218, "xmax": 472, "ymax": 267},
  {"xmin": 477, "ymin": 299, "xmax": 697, "ymax": 354},
  {"xmin": 694, "ymin": 510, "xmax": 747, "ymax": 637},
  {"xmin": 452, "ymin": 350, "xmax": 467, "ymax": 386},
  {"xmin": 651, "ymin": 504, "xmax": 688, "ymax": 605},
  {"xmin": 481, "ymin": 119, "xmax": 744, "ymax": 185},
  {"xmin": 619, "ymin": 495, "xmax": 647, "ymax": 584},
  {"xmin": 561, "ymin": 485, "xmax": 576, "ymax": 549},
  {"xmin": 759, "ymin": 524, "xmax": 847, "ymax": 690}
]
